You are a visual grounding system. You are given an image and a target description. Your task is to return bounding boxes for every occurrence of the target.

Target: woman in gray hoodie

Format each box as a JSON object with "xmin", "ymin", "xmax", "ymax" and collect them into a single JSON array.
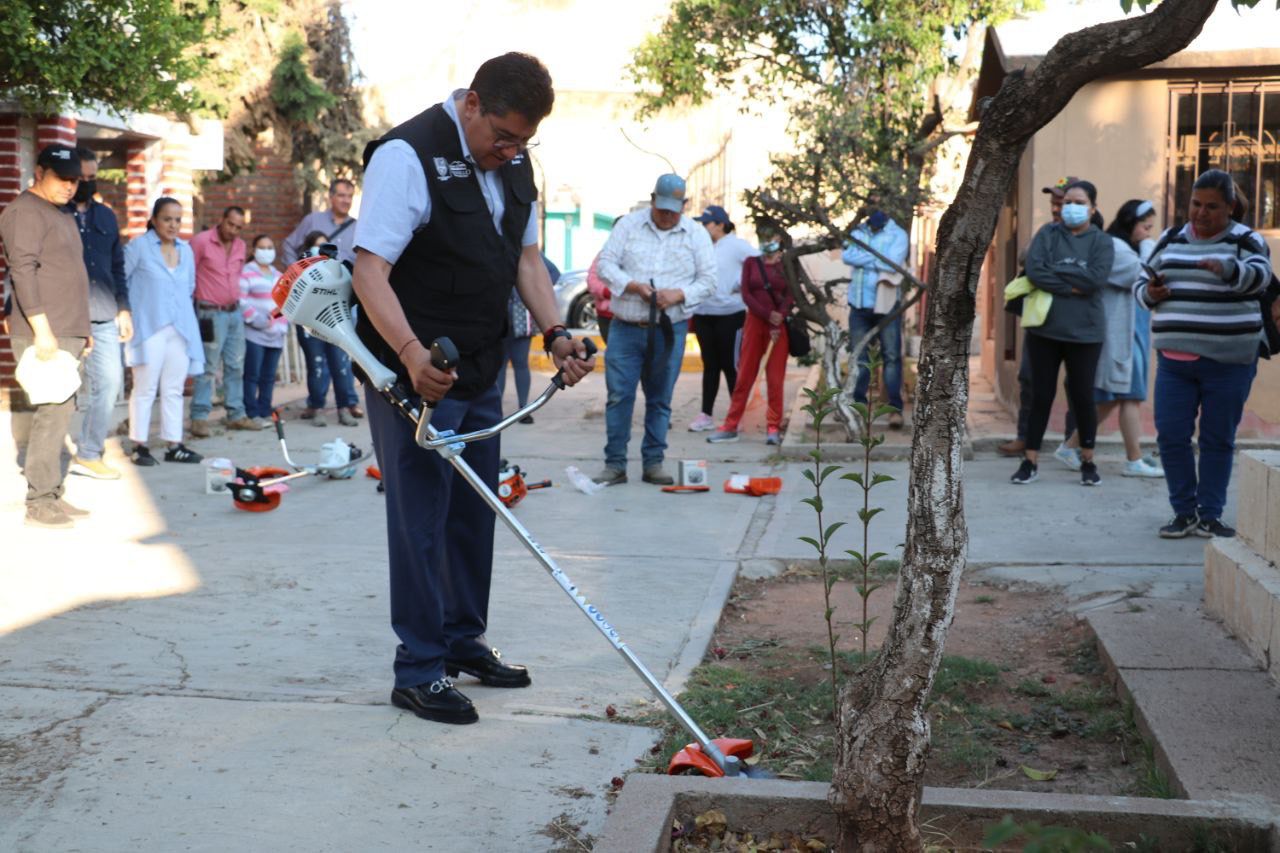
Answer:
[{"xmin": 1011, "ymin": 180, "xmax": 1114, "ymax": 486}]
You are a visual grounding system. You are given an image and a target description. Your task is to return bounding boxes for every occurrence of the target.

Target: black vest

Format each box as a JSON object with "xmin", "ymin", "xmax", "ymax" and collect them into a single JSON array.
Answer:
[{"xmin": 356, "ymin": 103, "xmax": 536, "ymax": 398}]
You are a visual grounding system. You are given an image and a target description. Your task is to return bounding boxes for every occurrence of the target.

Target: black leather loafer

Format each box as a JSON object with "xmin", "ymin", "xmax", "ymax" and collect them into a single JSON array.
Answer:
[
  {"xmin": 390, "ymin": 679, "xmax": 478, "ymax": 724},
  {"xmin": 445, "ymin": 648, "xmax": 531, "ymax": 688}
]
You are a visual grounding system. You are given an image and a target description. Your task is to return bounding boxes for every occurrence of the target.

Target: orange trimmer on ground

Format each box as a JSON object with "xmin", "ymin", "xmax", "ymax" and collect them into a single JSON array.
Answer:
[{"xmin": 271, "ymin": 250, "xmax": 765, "ymax": 778}]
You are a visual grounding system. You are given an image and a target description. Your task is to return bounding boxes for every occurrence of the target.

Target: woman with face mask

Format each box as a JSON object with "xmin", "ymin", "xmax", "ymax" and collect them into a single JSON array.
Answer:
[
  {"xmin": 706, "ymin": 234, "xmax": 794, "ymax": 446},
  {"xmin": 240, "ymin": 234, "xmax": 288, "ymax": 428},
  {"xmin": 1011, "ymin": 179, "xmax": 1115, "ymax": 487},
  {"xmin": 1136, "ymin": 170, "xmax": 1271, "ymax": 539},
  {"xmin": 1060, "ymin": 199, "xmax": 1165, "ymax": 478}
]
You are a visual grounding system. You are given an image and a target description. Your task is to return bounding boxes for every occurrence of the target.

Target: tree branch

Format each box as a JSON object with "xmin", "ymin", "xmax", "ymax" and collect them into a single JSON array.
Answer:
[{"xmin": 986, "ymin": 0, "xmax": 1217, "ymax": 141}]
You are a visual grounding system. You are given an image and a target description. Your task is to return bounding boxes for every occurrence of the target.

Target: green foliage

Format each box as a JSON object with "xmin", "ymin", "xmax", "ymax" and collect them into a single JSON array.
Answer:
[
  {"xmin": 799, "ymin": 385, "xmax": 847, "ymax": 718},
  {"xmin": 194, "ymin": 1, "xmax": 380, "ymax": 198},
  {"xmin": 841, "ymin": 345, "xmax": 897, "ymax": 657},
  {"xmin": 982, "ymin": 815, "xmax": 1112, "ymax": 852},
  {"xmin": 271, "ymin": 33, "xmax": 335, "ymax": 124},
  {"xmin": 631, "ymin": 0, "xmax": 1028, "ymax": 229},
  {"xmin": 0, "ymin": 0, "xmax": 218, "ymax": 115}
]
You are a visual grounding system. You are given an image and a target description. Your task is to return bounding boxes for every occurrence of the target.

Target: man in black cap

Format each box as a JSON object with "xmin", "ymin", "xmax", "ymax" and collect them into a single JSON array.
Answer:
[
  {"xmin": 351, "ymin": 52, "xmax": 594, "ymax": 725},
  {"xmin": 998, "ymin": 176, "xmax": 1077, "ymax": 458},
  {"xmin": 69, "ymin": 146, "xmax": 133, "ymax": 481},
  {"xmin": 0, "ymin": 144, "xmax": 91, "ymax": 528}
]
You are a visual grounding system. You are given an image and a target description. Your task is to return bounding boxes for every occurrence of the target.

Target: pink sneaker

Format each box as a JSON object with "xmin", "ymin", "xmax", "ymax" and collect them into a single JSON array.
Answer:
[{"xmin": 688, "ymin": 412, "xmax": 716, "ymax": 432}]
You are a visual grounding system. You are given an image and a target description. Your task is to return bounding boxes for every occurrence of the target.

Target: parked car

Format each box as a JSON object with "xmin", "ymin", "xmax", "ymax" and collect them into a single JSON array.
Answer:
[{"xmin": 553, "ymin": 268, "xmax": 597, "ymax": 330}]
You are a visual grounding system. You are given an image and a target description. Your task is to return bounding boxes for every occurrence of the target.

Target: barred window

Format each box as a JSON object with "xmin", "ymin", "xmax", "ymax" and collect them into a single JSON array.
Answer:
[{"xmin": 1169, "ymin": 80, "xmax": 1280, "ymax": 231}]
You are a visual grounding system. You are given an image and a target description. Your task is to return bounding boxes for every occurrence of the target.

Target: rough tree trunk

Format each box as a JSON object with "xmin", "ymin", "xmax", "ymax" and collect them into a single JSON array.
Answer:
[{"xmin": 828, "ymin": 1, "xmax": 1220, "ymax": 848}]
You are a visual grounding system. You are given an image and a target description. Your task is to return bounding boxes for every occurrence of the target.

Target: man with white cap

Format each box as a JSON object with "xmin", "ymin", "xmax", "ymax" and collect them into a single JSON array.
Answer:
[
  {"xmin": 0, "ymin": 144, "xmax": 91, "ymax": 528},
  {"xmin": 593, "ymin": 174, "xmax": 716, "ymax": 485}
]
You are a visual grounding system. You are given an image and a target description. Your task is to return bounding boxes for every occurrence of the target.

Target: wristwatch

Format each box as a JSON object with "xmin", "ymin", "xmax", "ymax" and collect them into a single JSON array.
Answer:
[{"xmin": 542, "ymin": 325, "xmax": 572, "ymax": 352}]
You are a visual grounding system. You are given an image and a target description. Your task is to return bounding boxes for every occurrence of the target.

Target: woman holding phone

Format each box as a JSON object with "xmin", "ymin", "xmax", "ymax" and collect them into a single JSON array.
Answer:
[{"xmin": 1136, "ymin": 170, "xmax": 1271, "ymax": 538}]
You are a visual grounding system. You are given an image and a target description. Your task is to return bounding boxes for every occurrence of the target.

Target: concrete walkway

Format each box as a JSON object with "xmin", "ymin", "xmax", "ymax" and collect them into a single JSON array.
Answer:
[{"xmin": 0, "ymin": 360, "xmax": 1250, "ymax": 851}]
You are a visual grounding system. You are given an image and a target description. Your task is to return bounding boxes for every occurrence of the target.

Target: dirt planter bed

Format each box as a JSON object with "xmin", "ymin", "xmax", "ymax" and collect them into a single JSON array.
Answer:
[{"xmin": 595, "ymin": 775, "xmax": 1279, "ymax": 852}]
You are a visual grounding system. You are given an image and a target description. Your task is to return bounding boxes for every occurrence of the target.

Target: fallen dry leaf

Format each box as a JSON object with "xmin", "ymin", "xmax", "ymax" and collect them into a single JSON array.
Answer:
[{"xmin": 1020, "ymin": 764, "xmax": 1058, "ymax": 781}]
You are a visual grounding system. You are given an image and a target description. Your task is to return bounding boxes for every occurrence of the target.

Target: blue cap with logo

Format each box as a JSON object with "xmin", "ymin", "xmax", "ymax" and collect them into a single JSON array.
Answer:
[
  {"xmin": 652, "ymin": 173, "xmax": 688, "ymax": 213},
  {"xmin": 693, "ymin": 204, "xmax": 730, "ymax": 226}
]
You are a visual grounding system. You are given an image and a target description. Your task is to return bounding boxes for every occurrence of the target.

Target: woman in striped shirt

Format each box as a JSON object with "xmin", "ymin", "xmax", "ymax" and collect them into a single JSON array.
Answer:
[{"xmin": 1135, "ymin": 169, "xmax": 1272, "ymax": 539}]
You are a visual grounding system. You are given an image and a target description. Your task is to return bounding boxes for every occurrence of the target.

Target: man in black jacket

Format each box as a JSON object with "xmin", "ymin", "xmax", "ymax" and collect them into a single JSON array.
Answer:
[
  {"xmin": 352, "ymin": 53, "xmax": 594, "ymax": 725},
  {"xmin": 69, "ymin": 146, "xmax": 133, "ymax": 480}
]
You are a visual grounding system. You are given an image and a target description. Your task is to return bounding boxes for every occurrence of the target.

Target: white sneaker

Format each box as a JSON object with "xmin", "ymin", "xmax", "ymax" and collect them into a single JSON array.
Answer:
[
  {"xmin": 688, "ymin": 412, "xmax": 715, "ymax": 432},
  {"xmin": 1052, "ymin": 443, "xmax": 1082, "ymax": 471},
  {"xmin": 1122, "ymin": 458, "xmax": 1165, "ymax": 478}
]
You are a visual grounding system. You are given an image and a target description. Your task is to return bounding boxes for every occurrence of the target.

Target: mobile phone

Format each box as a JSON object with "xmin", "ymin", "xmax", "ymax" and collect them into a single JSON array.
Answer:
[{"xmin": 1141, "ymin": 262, "xmax": 1163, "ymax": 286}]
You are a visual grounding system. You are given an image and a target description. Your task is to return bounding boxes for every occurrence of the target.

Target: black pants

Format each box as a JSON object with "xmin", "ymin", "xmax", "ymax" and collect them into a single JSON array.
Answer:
[
  {"xmin": 1024, "ymin": 334, "xmax": 1101, "ymax": 453},
  {"xmin": 1016, "ymin": 344, "xmax": 1075, "ymax": 443},
  {"xmin": 693, "ymin": 311, "xmax": 745, "ymax": 415}
]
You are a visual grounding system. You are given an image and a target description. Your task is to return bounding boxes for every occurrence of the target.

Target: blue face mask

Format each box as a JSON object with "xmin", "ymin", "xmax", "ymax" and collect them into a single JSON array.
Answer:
[{"xmin": 1061, "ymin": 203, "xmax": 1090, "ymax": 228}]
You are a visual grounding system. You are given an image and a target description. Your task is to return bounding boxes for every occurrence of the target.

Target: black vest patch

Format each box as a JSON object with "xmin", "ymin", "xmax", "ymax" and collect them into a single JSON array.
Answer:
[{"xmin": 356, "ymin": 102, "xmax": 536, "ymax": 399}]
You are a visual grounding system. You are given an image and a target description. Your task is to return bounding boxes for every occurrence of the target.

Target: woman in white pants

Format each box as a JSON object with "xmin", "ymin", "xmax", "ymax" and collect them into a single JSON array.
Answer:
[{"xmin": 124, "ymin": 198, "xmax": 206, "ymax": 466}]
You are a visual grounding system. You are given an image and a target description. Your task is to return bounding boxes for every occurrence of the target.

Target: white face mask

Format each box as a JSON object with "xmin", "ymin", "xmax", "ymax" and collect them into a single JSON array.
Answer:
[{"xmin": 254, "ymin": 248, "xmax": 276, "ymax": 266}]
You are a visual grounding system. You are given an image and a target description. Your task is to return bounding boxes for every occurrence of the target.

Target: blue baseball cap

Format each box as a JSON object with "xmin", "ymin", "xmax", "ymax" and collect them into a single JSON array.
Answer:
[
  {"xmin": 652, "ymin": 174, "xmax": 688, "ymax": 213},
  {"xmin": 694, "ymin": 204, "xmax": 730, "ymax": 226}
]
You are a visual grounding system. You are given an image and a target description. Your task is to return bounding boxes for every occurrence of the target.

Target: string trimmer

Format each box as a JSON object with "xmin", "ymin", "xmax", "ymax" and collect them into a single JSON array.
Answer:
[
  {"xmin": 229, "ymin": 411, "xmax": 363, "ymax": 512},
  {"xmin": 271, "ymin": 254, "xmax": 763, "ymax": 778}
]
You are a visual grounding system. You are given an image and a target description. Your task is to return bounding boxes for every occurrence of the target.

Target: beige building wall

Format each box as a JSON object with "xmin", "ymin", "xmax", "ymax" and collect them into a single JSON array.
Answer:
[{"xmin": 1025, "ymin": 79, "xmax": 1170, "ymax": 239}]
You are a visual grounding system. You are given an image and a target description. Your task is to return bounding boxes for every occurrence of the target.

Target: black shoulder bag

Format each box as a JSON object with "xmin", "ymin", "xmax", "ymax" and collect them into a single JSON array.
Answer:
[{"xmin": 1231, "ymin": 230, "xmax": 1280, "ymax": 360}]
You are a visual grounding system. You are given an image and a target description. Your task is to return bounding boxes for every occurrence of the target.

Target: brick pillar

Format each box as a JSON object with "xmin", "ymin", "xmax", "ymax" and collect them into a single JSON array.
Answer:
[
  {"xmin": 35, "ymin": 114, "xmax": 77, "ymax": 149},
  {"xmin": 125, "ymin": 140, "xmax": 150, "ymax": 238},
  {"xmin": 160, "ymin": 129, "xmax": 195, "ymax": 239},
  {"xmin": 0, "ymin": 113, "xmax": 22, "ymax": 399}
]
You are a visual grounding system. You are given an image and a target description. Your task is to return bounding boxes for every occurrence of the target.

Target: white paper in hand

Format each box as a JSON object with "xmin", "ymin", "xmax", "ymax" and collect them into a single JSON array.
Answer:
[{"xmin": 15, "ymin": 347, "xmax": 81, "ymax": 405}]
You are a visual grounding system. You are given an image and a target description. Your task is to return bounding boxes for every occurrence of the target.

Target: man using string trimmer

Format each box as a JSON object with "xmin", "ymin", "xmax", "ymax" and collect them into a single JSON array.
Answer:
[{"xmin": 350, "ymin": 52, "xmax": 594, "ymax": 725}]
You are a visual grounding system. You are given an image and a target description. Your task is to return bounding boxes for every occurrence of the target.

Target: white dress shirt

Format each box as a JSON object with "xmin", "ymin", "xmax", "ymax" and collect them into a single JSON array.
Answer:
[
  {"xmin": 354, "ymin": 90, "xmax": 539, "ymax": 265},
  {"xmin": 596, "ymin": 209, "xmax": 717, "ymax": 324}
]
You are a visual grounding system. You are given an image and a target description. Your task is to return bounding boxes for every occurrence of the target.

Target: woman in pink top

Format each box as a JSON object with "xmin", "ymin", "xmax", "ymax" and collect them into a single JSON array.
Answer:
[
  {"xmin": 240, "ymin": 234, "xmax": 288, "ymax": 427},
  {"xmin": 587, "ymin": 253, "xmax": 613, "ymax": 342}
]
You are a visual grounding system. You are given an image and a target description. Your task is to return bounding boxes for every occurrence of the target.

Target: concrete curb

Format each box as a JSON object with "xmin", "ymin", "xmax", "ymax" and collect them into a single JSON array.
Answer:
[
  {"xmin": 597, "ymin": 775, "xmax": 1278, "ymax": 852},
  {"xmin": 970, "ymin": 434, "xmax": 1280, "ymax": 455},
  {"xmin": 664, "ymin": 559, "xmax": 740, "ymax": 696},
  {"xmin": 1087, "ymin": 597, "xmax": 1280, "ymax": 809}
]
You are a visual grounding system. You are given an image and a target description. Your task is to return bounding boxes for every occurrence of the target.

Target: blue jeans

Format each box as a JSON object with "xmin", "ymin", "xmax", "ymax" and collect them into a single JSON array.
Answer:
[
  {"xmin": 297, "ymin": 326, "xmax": 358, "ymax": 409},
  {"xmin": 366, "ymin": 383, "xmax": 500, "ymax": 688},
  {"xmin": 76, "ymin": 320, "xmax": 124, "ymax": 460},
  {"xmin": 848, "ymin": 306, "xmax": 904, "ymax": 410},
  {"xmin": 497, "ymin": 336, "xmax": 533, "ymax": 410},
  {"xmin": 192, "ymin": 308, "xmax": 246, "ymax": 421},
  {"xmin": 604, "ymin": 319, "xmax": 688, "ymax": 471},
  {"xmin": 1154, "ymin": 353, "xmax": 1257, "ymax": 521},
  {"xmin": 242, "ymin": 341, "xmax": 283, "ymax": 419}
]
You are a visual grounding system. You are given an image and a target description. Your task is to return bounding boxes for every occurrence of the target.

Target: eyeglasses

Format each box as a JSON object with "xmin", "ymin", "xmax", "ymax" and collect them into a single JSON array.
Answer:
[{"xmin": 485, "ymin": 114, "xmax": 540, "ymax": 154}]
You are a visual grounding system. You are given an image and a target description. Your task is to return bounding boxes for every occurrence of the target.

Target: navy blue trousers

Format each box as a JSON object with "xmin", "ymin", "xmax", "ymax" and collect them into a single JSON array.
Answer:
[{"xmin": 365, "ymin": 383, "xmax": 501, "ymax": 688}]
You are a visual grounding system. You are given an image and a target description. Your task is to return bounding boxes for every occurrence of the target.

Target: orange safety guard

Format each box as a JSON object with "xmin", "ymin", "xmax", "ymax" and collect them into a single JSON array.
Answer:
[{"xmin": 666, "ymin": 737, "xmax": 755, "ymax": 777}]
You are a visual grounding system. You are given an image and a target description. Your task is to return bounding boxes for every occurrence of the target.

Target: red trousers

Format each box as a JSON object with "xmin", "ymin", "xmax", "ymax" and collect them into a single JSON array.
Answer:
[{"xmin": 722, "ymin": 313, "xmax": 789, "ymax": 432}]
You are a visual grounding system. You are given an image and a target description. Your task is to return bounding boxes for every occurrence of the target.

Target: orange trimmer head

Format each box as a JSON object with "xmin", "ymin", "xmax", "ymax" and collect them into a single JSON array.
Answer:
[{"xmin": 668, "ymin": 738, "xmax": 758, "ymax": 777}]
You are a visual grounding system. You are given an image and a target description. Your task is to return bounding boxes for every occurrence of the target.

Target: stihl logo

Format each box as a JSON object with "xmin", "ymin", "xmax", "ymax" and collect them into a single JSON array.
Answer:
[{"xmin": 313, "ymin": 287, "xmax": 340, "ymax": 296}]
